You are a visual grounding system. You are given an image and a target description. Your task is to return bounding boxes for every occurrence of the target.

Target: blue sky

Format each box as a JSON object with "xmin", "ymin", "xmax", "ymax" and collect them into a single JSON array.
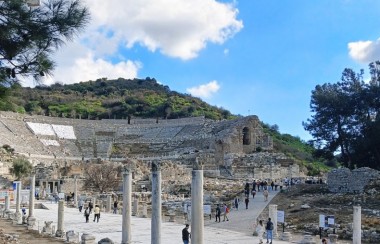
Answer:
[{"xmin": 38, "ymin": 0, "xmax": 380, "ymax": 141}]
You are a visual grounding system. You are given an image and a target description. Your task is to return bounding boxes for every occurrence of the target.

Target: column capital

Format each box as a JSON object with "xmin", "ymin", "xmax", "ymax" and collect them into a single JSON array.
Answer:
[
  {"xmin": 152, "ymin": 160, "xmax": 161, "ymax": 172},
  {"xmin": 193, "ymin": 157, "xmax": 203, "ymax": 170}
]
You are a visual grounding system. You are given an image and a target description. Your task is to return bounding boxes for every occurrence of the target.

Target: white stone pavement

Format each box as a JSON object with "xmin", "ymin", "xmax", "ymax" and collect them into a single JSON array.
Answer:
[{"xmin": 30, "ymin": 190, "xmax": 295, "ymax": 244}]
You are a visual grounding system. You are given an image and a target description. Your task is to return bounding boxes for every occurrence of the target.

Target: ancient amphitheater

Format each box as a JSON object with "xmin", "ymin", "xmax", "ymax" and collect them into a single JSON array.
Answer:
[{"xmin": 0, "ymin": 111, "xmax": 301, "ymax": 180}]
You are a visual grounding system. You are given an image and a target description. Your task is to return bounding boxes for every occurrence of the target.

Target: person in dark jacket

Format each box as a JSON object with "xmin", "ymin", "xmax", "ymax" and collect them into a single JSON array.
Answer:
[
  {"xmin": 266, "ymin": 217, "xmax": 274, "ymax": 244},
  {"xmin": 215, "ymin": 204, "xmax": 221, "ymax": 222},
  {"xmin": 182, "ymin": 224, "xmax": 190, "ymax": 244}
]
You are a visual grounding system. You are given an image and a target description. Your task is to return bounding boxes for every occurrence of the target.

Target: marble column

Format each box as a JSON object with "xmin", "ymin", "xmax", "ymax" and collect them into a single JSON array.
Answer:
[
  {"xmin": 106, "ymin": 195, "xmax": 112, "ymax": 213},
  {"xmin": 191, "ymin": 157, "xmax": 204, "ymax": 244},
  {"xmin": 74, "ymin": 176, "xmax": 78, "ymax": 207},
  {"xmin": 353, "ymin": 205, "xmax": 361, "ymax": 244},
  {"xmin": 56, "ymin": 200, "xmax": 65, "ymax": 237},
  {"xmin": 142, "ymin": 202, "xmax": 148, "ymax": 218},
  {"xmin": 132, "ymin": 197, "xmax": 139, "ymax": 216},
  {"xmin": 13, "ymin": 181, "xmax": 22, "ymax": 224},
  {"xmin": 269, "ymin": 204, "xmax": 278, "ymax": 237},
  {"xmin": 151, "ymin": 161, "xmax": 161, "ymax": 244},
  {"xmin": 4, "ymin": 195, "xmax": 11, "ymax": 218},
  {"xmin": 122, "ymin": 166, "xmax": 132, "ymax": 244},
  {"xmin": 28, "ymin": 174, "xmax": 36, "ymax": 228}
]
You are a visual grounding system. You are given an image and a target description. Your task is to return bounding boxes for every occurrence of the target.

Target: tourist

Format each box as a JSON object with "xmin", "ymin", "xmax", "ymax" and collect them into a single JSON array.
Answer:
[
  {"xmin": 251, "ymin": 189, "xmax": 256, "ymax": 199},
  {"xmin": 245, "ymin": 197, "xmax": 249, "ymax": 209},
  {"xmin": 93, "ymin": 205, "xmax": 100, "ymax": 222},
  {"xmin": 223, "ymin": 204, "xmax": 229, "ymax": 221},
  {"xmin": 255, "ymin": 220, "xmax": 265, "ymax": 244},
  {"xmin": 234, "ymin": 197, "xmax": 239, "ymax": 210},
  {"xmin": 271, "ymin": 181, "xmax": 275, "ymax": 191},
  {"xmin": 263, "ymin": 188, "xmax": 269, "ymax": 201},
  {"xmin": 252, "ymin": 180, "xmax": 256, "ymax": 191},
  {"xmin": 88, "ymin": 200, "xmax": 93, "ymax": 214},
  {"xmin": 321, "ymin": 238, "xmax": 327, "ymax": 244},
  {"xmin": 113, "ymin": 200, "xmax": 118, "ymax": 214},
  {"xmin": 78, "ymin": 198, "xmax": 84, "ymax": 212},
  {"xmin": 83, "ymin": 207, "xmax": 90, "ymax": 223},
  {"xmin": 266, "ymin": 217, "xmax": 274, "ymax": 244},
  {"xmin": 182, "ymin": 224, "xmax": 190, "ymax": 244},
  {"xmin": 215, "ymin": 204, "xmax": 221, "ymax": 222}
]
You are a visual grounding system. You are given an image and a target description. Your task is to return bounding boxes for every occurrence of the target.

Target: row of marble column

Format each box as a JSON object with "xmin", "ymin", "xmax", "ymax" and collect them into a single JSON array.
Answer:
[{"xmin": 3, "ymin": 161, "xmax": 363, "ymax": 244}]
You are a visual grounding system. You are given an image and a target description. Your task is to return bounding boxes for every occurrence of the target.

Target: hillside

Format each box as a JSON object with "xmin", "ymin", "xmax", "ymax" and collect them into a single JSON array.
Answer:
[
  {"xmin": 0, "ymin": 77, "xmax": 328, "ymax": 175},
  {"xmin": 2, "ymin": 77, "xmax": 235, "ymax": 121}
]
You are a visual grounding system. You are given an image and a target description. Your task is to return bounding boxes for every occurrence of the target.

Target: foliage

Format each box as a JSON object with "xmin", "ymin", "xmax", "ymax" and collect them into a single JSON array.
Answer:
[
  {"xmin": 303, "ymin": 62, "xmax": 380, "ymax": 170},
  {"xmin": 83, "ymin": 162, "xmax": 121, "ymax": 193},
  {"xmin": 0, "ymin": 0, "xmax": 90, "ymax": 97},
  {"xmin": 10, "ymin": 157, "xmax": 33, "ymax": 180},
  {"xmin": 263, "ymin": 123, "xmax": 328, "ymax": 176},
  {"xmin": 3, "ymin": 78, "xmax": 236, "ymax": 120}
]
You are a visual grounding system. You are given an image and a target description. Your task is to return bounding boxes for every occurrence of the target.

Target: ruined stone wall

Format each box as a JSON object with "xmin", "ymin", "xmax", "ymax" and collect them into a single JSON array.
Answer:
[{"xmin": 327, "ymin": 167, "xmax": 380, "ymax": 193}]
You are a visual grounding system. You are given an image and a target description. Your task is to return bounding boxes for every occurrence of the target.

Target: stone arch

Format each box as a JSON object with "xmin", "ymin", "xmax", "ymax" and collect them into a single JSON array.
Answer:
[{"xmin": 242, "ymin": 127, "xmax": 251, "ymax": 145}]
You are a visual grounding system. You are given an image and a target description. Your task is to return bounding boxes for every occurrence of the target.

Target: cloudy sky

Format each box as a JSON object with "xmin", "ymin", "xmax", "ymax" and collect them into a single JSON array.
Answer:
[{"xmin": 38, "ymin": 0, "xmax": 380, "ymax": 140}]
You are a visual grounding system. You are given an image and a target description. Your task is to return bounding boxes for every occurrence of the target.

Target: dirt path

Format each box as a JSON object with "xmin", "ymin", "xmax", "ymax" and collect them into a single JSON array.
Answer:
[{"xmin": 0, "ymin": 219, "xmax": 63, "ymax": 244}]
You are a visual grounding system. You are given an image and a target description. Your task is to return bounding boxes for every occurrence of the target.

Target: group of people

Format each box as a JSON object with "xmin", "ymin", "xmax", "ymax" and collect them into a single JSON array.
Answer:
[
  {"xmin": 255, "ymin": 218, "xmax": 274, "ymax": 244},
  {"xmin": 76, "ymin": 199, "xmax": 101, "ymax": 223},
  {"xmin": 215, "ymin": 203, "xmax": 230, "ymax": 222}
]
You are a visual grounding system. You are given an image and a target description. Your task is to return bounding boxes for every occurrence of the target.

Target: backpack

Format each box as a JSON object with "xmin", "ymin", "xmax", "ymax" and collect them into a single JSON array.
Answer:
[{"xmin": 226, "ymin": 207, "xmax": 229, "ymax": 213}]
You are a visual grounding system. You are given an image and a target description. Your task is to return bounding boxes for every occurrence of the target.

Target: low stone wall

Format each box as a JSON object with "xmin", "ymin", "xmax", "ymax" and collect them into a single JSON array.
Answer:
[{"xmin": 327, "ymin": 167, "xmax": 380, "ymax": 193}]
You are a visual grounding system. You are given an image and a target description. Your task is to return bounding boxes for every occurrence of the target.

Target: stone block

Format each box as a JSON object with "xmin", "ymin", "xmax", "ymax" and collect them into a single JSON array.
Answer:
[
  {"xmin": 98, "ymin": 237, "xmax": 114, "ymax": 244},
  {"xmin": 81, "ymin": 233, "xmax": 96, "ymax": 244}
]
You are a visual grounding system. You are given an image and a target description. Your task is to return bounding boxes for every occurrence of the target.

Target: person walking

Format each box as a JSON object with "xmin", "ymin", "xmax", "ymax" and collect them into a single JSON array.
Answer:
[
  {"xmin": 93, "ymin": 205, "xmax": 100, "ymax": 222},
  {"xmin": 263, "ymin": 188, "xmax": 269, "ymax": 201},
  {"xmin": 182, "ymin": 224, "xmax": 191, "ymax": 244},
  {"xmin": 251, "ymin": 189, "xmax": 256, "ymax": 199},
  {"xmin": 266, "ymin": 217, "xmax": 274, "ymax": 244},
  {"xmin": 245, "ymin": 197, "xmax": 249, "ymax": 209},
  {"xmin": 78, "ymin": 198, "xmax": 84, "ymax": 212},
  {"xmin": 223, "ymin": 204, "xmax": 229, "ymax": 221},
  {"xmin": 215, "ymin": 204, "xmax": 221, "ymax": 222},
  {"xmin": 88, "ymin": 200, "xmax": 93, "ymax": 214},
  {"xmin": 255, "ymin": 220, "xmax": 265, "ymax": 244},
  {"xmin": 113, "ymin": 200, "xmax": 118, "ymax": 214},
  {"xmin": 234, "ymin": 197, "xmax": 239, "ymax": 210},
  {"xmin": 83, "ymin": 207, "xmax": 90, "ymax": 223}
]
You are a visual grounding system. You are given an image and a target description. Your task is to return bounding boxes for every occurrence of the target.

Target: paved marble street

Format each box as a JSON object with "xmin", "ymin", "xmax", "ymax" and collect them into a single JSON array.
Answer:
[{"xmin": 31, "ymin": 189, "xmax": 296, "ymax": 243}]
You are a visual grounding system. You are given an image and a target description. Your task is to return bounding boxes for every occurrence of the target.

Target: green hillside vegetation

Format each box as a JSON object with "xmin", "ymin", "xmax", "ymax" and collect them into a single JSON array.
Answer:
[
  {"xmin": 0, "ymin": 77, "xmax": 328, "ymax": 175},
  {"xmin": 4, "ymin": 77, "xmax": 235, "ymax": 120},
  {"xmin": 263, "ymin": 124, "xmax": 330, "ymax": 175}
]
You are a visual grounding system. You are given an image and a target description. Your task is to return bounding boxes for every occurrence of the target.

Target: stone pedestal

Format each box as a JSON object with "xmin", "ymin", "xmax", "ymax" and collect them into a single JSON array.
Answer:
[
  {"xmin": 353, "ymin": 206, "xmax": 361, "ymax": 244},
  {"xmin": 328, "ymin": 234, "xmax": 338, "ymax": 243},
  {"xmin": 168, "ymin": 213, "xmax": 176, "ymax": 222},
  {"xmin": 81, "ymin": 233, "xmax": 96, "ymax": 244},
  {"xmin": 66, "ymin": 230, "xmax": 79, "ymax": 242},
  {"xmin": 13, "ymin": 212, "xmax": 22, "ymax": 225},
  {"xmin": 56, "ymin": 200, "xmax": 65, "ymax": 237},
  {"xmin": 190, "ymin": 157, "xmax": 204, "ymax": 244},
  {"xmin": 151, "ymin": 161, "xmax": 162, "ymax": 244},
  {"xmin": 299, "ymin": 235, "xmax": 316, "ymax": 244},
  {"xmin": 280, "ymin": 232, "xmax": 292, "ymax": 241}
]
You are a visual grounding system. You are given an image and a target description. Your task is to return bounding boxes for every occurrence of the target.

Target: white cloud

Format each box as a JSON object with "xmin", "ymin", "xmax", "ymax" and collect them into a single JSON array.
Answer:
[
  {"xmin": 186, "ymin": 80, "xmax": 220, "ymax": 99},
  {"xmin": 24, "ymin": 0, "xmax": 242, "ymax": 86},
  {"xmin": 348, "ymin": 38, "xmax": 380, "ymax": 63},
  {"xmin": 44, "ymin": 53, "xmax": 141, "ymax": 85},
  {"xmin": 86, "ymin": 0, "xmax": 243, "ymax": 60}
]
